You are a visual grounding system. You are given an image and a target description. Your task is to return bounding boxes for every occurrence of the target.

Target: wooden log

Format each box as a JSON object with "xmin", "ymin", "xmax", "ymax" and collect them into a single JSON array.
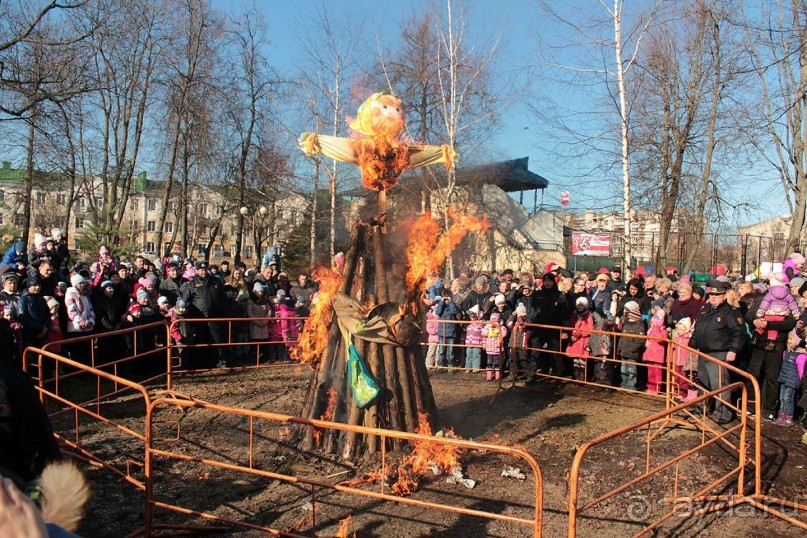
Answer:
[
  {"xmin": 364, "ymin": 341, "xmax": 381, "ymax": 454},
  {"xmin": 395, "ymin": 346, "xmax": 416, "ymax": 433},
  {"xmin": 342, "ymin": 336, "xmax": 366, "ymax": 461}
]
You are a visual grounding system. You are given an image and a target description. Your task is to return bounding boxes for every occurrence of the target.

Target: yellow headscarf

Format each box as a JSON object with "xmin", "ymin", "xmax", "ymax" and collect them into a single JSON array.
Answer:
[{"xmin": 349, "ymin": 92, "xmax": 400, "ymax": 136}]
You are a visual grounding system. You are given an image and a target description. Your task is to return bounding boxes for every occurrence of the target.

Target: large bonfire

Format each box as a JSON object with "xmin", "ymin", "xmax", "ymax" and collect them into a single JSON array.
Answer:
[{"xmin": 295, "ymin": 211, "xmax": 487, "ymax": 466}]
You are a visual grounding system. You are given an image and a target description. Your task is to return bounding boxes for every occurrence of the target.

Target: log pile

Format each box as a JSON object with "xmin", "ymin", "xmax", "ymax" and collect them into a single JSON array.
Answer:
[{"xmin": 298, "ymin": 221, "xmax": 439, "ymax": 460}]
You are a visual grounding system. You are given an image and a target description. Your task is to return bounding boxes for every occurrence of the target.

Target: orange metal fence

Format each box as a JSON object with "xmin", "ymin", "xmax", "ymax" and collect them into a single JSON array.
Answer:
[
  {"xmin": 143, "ymin": 396, "xmax": 544, "ymax": 536},
  {"xmin": 568, "ymin": 382, "xmax": 749, "ymax": 537}
]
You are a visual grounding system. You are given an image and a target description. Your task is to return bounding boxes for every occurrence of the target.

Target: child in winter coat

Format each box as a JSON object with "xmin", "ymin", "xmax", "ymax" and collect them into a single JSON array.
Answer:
[
  {"xmin": 3, "ymin": 304, "xmax": 23, "ymax": 364},
  {"xmin": 507, "ymin": 303, "xmax": 531, "ymax": 378},
  {"xmin": 269, "ymin": 291, "xmax": 288, "ymax": 362},
  {"xmin": 484, "ymin": 310, "xmax": 507, "ymax": 380},
  {"xmin": 247, "ymin": 282, "xmax": 271, "ymax": 362},
  {"xmin": 169, "ymin": 298, "xmax": 192, "ymax": 368},
  {"xmin": 671, "ymin": 317, "xmax": 697, "ymax": 401},
  {"xmin": 643, "ymin": 303, "xmax": 668, "ymax": 394},
  {"xmin": 590, "ymin": 310, "xmax": 615, "ymax": 386},
  {"xmin": 618, "ymin": 301, "xmax": 647, "ymax": 391},
  {"xmin": 755, "ymin": 273, "xmax": 801, "ymax": 345},
  {"xmin": 277, "ymin": 294, "xmax": 299, "ymax": 362},
  {"xmin": 567, "ymin": 296, "xmax": 594, "ymax": 381},
  {"xmin": 464, "ymin": 305, "xmax": 485, "ymax": 372},
  {"xmin": 774, "ymin": 332, "xmax": 807, "ymax": 427},
  {"xmin": 425, "ymin": 303, "xmax": 440, "ymax": 369}
]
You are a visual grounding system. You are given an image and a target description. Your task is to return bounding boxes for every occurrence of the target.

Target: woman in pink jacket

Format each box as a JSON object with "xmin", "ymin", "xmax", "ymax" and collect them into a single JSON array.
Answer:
[{"xmin": 567, "ymin": 297, "xmax": 594, "ymax": 381}]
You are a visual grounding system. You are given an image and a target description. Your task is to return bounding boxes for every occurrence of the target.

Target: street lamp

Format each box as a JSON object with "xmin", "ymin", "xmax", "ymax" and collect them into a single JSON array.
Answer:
[{"xmin": 239, "ymin": 206, "xmax": 268, "ymax": 259}]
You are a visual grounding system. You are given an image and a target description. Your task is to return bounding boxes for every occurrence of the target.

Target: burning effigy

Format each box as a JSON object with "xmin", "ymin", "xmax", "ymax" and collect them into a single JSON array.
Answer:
[{"xmin": 295, "ymin": 93, "xmax": 484, "ymax": 494}]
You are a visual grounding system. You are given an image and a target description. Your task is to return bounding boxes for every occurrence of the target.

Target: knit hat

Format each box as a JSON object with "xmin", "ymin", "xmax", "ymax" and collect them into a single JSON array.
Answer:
[
  {"xmin": 157, "ymin": 296, "xmax": 169, "ymax": 306},
  {"xmin": 768, "ymin": 273, "xmax": 785, "ymax": 288},
  {"xmin": 128, "ymin": 302, "xmax": 142, "ymax": 314},
  {"xmin": 136, "ymin": 288, "xmax": 149, "ymax": 301},
  {"xmin": 576, "ymin": 296, "xmax": 589, "ymax": 308},
  {"xmin": 1, "ymin": 272, "xmax": 18, "ymax": 283},
  {"xmin": 138, "ymin": 278, "xmax": 151, "ymax": 288},
  {"xmin": 23, "ymin": 276, "xmax": 40, "ymax": 288},
  {"xmin": 70, "ymin": 274, "xmax": 86, "ymax": 287},
  {"xmin": 175, "ymin": 298, "xmax": 186, "ymax": 310},
  {"xmin": 789, "ymin": 252, "xmax": 806, "ymax": 265},
  {"xmin": 277, "ymin": 289, "xmax": 286, "ymax": 298},
  {"xmin": 676, "ymin": 317, "xmax": 692, "ymax": 333},
  {"xmin": 651, "ymin": 298, "xmax": 665, "ymax": 310},
  {"xmin": 14, "ymin": 241, "xmax": 26, "ymax": 253},
  {"xmin": 693, "ymin": 286, "xmax": 705, "ymax": 298},
  {"xmin": 2, "ymin": 303, "xmax": 12, "ymax": 313},
  {"xmin": 474, "ymin": 276, "xmax": 487, "ymax": 286},
  {"xmin": 468, "ymin": 304, "xmax": 480, "ymax": 317},
  {"xmin": 253, "ymin": 282, "xmax": 265, "ymax": 293},
  {"xmin": 790, "ymin": 277, "xmax": 806, "ymax": 289},
  {"xmin": 46, "ymin": 296, "xmax": 59, "ymax": 310},
  {"xmin": 99, "ymin": 245, "xmax": 110, "ymax": 256},
  {"xmin": 623, "ymin": 301, "xmax": 640, "ymax": 313},
  {"xmin": 34, "ymin": 233, "xmax": 46, "ymax": 249},
  {"xmin": 515, "ymin": 303, "xmax": 527, "ymax": 317},
  {"xmin": 51, "ymin": 228, "xmax": 63, "ymax": 239},
  {"xmin": 101, "ymin": 280, "xmax": 113, "ymax": 289},
  {"xmin": 545, "ymin": 262, "xmax": 559, "ymax": 274},
  {"xmin": 494, "ymin": 293, "xmax": 506, "ymax": 305},
  {"xmin": 458, "ymin": 266, "xmax": 471, "ymax": 276}
]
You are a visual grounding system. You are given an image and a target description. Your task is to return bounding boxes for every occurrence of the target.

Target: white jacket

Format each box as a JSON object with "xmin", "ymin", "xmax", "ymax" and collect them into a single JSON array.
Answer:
[{"xmin": 65, "ymin": 287, "xmax": 95, "ymax": 333}]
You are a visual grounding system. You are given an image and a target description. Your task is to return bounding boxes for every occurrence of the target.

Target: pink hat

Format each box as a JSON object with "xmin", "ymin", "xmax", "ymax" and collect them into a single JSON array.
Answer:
[{"xmin": 789, "ymin": 252, "xmax": 805, "ymax": 265}]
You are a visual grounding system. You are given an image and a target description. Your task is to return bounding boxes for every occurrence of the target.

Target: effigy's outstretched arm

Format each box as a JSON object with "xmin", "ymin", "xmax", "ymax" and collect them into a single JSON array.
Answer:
[
  {"xmin": 408, "ymin": 144, "xmax": 457, "ymax": 170},
  {"xmin": 298, "ymin": 133, "xmax": 358, "ymax": 164}
]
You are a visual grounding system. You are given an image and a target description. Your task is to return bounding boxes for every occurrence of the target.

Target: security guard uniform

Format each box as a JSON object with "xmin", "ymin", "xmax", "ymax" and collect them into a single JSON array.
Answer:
[{"xmin": 690, "ymin": 280, "xmax": 747, "ymax": 423}]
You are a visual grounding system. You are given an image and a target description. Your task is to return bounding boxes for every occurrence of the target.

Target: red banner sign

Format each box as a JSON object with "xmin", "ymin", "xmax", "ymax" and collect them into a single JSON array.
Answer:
[{"xmin": 571, "ymin": 232, "xmax": 611, "ymax": 256}]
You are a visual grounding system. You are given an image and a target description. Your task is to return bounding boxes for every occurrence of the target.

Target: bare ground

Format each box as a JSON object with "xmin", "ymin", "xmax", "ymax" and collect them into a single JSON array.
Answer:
[{"xmin": 45, "ymin": 365, "xmax": 807, "ymax": 537}]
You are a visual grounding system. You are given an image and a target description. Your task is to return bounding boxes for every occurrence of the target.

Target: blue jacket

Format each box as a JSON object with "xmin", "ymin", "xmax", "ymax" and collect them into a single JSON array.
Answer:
[
  {"xmin": 779, "ymin": 350, "xmax": 806, "ymax": 389},
  {"xmin": 435, "ymin": 298, "xmax": 459, "ymax": 338},
  {"xmin": 1, "ymin": 244, "xmax": 27, "ymax": 268}
]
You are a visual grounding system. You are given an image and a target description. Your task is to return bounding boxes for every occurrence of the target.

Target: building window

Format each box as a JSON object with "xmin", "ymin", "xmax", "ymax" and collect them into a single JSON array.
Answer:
[
  {"xmin": 73, "ymin": 239, "xmax": 80, "ymax": 250},
  {"xmin": 199, "ymin": 203, "xmax": 208, "ymax": 217},
  {"xmin": 36, "ymin": 192, "xmax": 45, "ymax": 204},
  {"xmin": 129, "ymin": 220, "xmax": 137, "ymax": 230},
  {"xmin": 56, "ymin": 193, "xmax": 66, "ymax": 205},
  {"xmin": 0, "ymin": 190, "xmax": 4, "ymax": 200},
  {"xmin": 163, "ymin": 242, "xmax": 171, "ymax": 253},
  {"xmin": 165, "ymin": 221, "xmax": 173, "ymax": 233},
  {"xmin": 147, "ymin": 220, "xmax": 156, "ymax": 232},
  {"xmin": 245, "ymin": 245, "xmax": 253, "ymax": 258},
  {"xmin": 75, "ymin": 217, "xmax": 85, "ymax": 229},
  {"xmin": 200, "ymin": 225, "xmax": 208, "ymax": 236},
  {"xmin": 0, "ymin": 215, "xmax": 4, "ymax": 225},
  {"xmin": 146, "ymin": 241, "xmax": 155, "ymax": 254},
  {"xmin": 230, "ymin": 244, "xmax": 236, "ymax": 254},
  {"xmin": 130, "ymin": 199, "xmax": 139, "ymax": 211},
  {"xmin": 197, "ymin": 243, "xmax": 205, "ymax": 254},
  {"xmin": 147, "ymin": 199, "xmax": 156, "ymax": 211},
  {"xmin": 77, "ymin": 197, "xmax": 86, "ymax": 211},
  {"xmin": 14, "ymin": 214, "xmax": 24, "ymax": 226},
  {"xmin": 95, "ymin": 196, "xmax": 103, "ymax": 207}
]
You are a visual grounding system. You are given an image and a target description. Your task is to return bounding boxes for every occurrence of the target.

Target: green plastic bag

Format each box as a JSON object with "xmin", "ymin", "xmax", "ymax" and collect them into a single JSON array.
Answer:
[{"xmin": 347, "ymin": 343, "xmax": 380, "ymax": 408}]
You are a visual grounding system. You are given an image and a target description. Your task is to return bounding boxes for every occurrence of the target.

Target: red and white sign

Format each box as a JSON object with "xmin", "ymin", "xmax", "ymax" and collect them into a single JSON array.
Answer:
[
  {"xmin": 560, "ymin": 192, "xmax": 570, "ymax": 206},
  {"xmin": 571, "ymin": 232, "xmax": 611, "ymax": 256}
]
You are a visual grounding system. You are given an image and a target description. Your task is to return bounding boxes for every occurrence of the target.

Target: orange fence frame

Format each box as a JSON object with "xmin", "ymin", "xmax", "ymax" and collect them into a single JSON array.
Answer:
[{"xmin": 143, "ymin": 397, "xmax": 544, "ymax": 537}]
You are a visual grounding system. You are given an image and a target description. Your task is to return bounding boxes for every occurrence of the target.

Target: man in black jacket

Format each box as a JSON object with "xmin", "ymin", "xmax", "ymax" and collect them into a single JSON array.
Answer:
[
  {"xmin": 526, "ymin": 273, "xmax": 570, "ymax": 377},
  {"xmin": 691, "ymin": 279, "xmax": 747, "ymax": 424},
  {"xmin": 181, "ymin": 261, "xmax": 226, "ymax": 368}
]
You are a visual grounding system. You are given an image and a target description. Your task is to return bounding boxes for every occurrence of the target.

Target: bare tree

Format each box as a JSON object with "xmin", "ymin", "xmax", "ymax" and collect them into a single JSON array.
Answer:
[{"xmin": 746, "ymin": 1, "xmax": 807, "ymax": 252}]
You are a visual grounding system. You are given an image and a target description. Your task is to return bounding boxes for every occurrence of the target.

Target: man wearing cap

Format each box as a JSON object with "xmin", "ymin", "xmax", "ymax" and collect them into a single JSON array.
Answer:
[
  {"xmin": 690, "ymin": 279, "xmax": 747, "ymax": 424},
  {"xmin": 526, "ymin": 272, "xmax": 570, "ymax": 378},
  {"xmin": 0, "ymin": 272, "xmax": 20, "ymax": 312},
  {"xmin": 609, "ymin": 266, "xmax": 626, "ymax": 293},
  {"xmin": 181, "ymin": 261, "xmax": 227, "ymax": 368}
]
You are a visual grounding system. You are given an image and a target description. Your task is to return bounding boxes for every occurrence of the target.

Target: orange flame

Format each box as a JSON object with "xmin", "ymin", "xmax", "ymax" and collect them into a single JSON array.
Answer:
[
  {"xmin": 405, "ymin": 210, "xmax": 489, "ymax": 296},
  {"xmin": 321, "ymin": 387, "xmax": 338, "ymax": 422},
  {"xmin": 291, "ymin": 267, "xmax": 343, "ymax": 364},
  {"xmin": 336, "ymin": 515, "xmax": 355, "ymax": 538},
  {"xmin": 354, "ymin": 136, "xmax": 410, "ymax": 191},
  {"xmin": 391, "ymin": 413, "xmax": 462, "ymax": 496}
]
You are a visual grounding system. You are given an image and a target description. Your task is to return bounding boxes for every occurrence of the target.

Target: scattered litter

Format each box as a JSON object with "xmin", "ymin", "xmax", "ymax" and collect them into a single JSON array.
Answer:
[
  {"xmin": 797, "ymin": 465, "xmax": 804, "ymax": 469},
  {"xmin": 501, "ymin": 466, "xmax": 526, "ymax": 480},
  {"xmin": 428, "ymin": 463, "xmax": 442, "ymax": 475},
  {"xmin": 445, "ymin": 465, "xmax": 475, "ymax": 488},
  {"xmin": 301, "ymin": 502, "xmax": 314, "ymax": 511}
]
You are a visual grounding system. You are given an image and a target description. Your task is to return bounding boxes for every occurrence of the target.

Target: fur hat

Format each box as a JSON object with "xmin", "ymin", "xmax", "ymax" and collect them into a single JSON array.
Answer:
[
  {"xmin": 157, "ymin": 296, "xmax": 169, "ymax": 306},
  {"xmin": 494, "ymin": 293, "xmax": 506, "ymax": 305},
  {"xmin": 253, "ymin": 282, "xmax": 265, "ymax": 293},
  {"xmin": 515, "ymin": 303, "xmax": 527, "ymax": 317},
  {"xmin": 623, "ymin": 300, "xmax": 640, "ymax": 313},
  {"xmin": 46, "ymin": 296, "xmax": 59, "ymax": 311},
  {"xmin": 576, "ymin": 296, "xmax": 589, "ymax": 308},
  {"xmin": 70, "ymin": 274, "xmax": 86, "ymax": 287},
  {"xmin": 789, "ymin": 252, "xmax": 806, "ymax": 265},
  {"xmin": 51, "ymin": 227, "xmax": 63, "ymax": 239},
  {"xmin": 676, "ymin": 317, "xmax": 692, "ymax": 333}
]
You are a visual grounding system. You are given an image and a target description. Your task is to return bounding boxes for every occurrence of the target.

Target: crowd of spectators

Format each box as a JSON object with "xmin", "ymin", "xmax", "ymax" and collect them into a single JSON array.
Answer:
[
  {"xmin": 423, "ymin": 254, "xmax": 807, "ymax": 427},
  {"xmin": 0, "ymin": 230, "xmax": 317, "ymax": 371}
]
